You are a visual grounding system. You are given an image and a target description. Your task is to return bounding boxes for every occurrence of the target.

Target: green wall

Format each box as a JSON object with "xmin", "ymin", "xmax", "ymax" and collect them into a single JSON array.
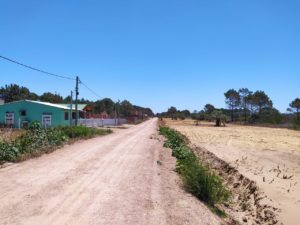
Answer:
[{"xmin": 0, "ymin": 101, "xmax": 70, "ymax": 128}]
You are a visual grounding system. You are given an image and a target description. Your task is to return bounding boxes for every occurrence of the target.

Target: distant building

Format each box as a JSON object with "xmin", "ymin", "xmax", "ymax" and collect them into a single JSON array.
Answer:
[
  {"xmin": 0, "ymin": 100, "xmax": 84, "ymax": 128},
  {"xmin": 99, "ymin": 111, "xmax": 109, "ymax": 119},
  {"xmin": 126, "ymin": 110, "xmax": 147, "ymax": 123}
]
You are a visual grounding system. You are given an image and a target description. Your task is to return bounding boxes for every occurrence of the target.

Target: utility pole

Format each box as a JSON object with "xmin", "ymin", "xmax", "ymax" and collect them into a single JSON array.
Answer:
[
  {"xmin": 75, "ymin": 76, "xmax": 79, "ymax": 126},
  {"xmin": 114, "ymin": 102, "xmax": 117, "ymax": 126},
  {"xmin": 70, "ymin": 91, "xmax": 73, "ymax": 126}
]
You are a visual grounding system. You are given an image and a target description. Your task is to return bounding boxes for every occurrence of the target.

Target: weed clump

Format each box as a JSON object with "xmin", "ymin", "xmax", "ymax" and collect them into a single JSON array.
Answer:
[
  {"xmin": 0, "ymin": 123, "xmax": 111, "ymax": 163},
  {"xmin": 159, "ymin": 126, "xmax": 230, "ymax": 209}
]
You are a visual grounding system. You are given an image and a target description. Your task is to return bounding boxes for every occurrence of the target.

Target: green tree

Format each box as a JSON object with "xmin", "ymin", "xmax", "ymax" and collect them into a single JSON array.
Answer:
[
  {"xmin": 167, "ymin": 106, "xmax": 178, "ymax": 119},
  {"xmin": 40, "ymin": 92, "xmax": 63, "ymax": 103},
  {"xmin": 0, "ymin": 84, "xmax": 39, "ymax": 102},
  {"xmin": 251, "ymin": 91, "xmax": 272, "ymax": 114},
  {"xmin": 94, "ymin": 98, "xmax": 115, "ymax": 115},
  {"xmin": 224, "ymin": 89, "xmax": 240, "ymax": 122},
  {"xmin": 180, "ymin": 109, "xmax": 191, "ymax": 118},
  {"xmin": 289, "ymin": 98, "xmax": 300, "ymax": 119},
  {"xmin": 119, "ymin": 100, "xmax": 134, "ymax": 117},
  {"xmin": 63, "ymin": 95, "xmax": 72, "ymax": 103},
  {"xmin": 239, "ymin": 88, "xmax": 252, "ymax": 122},
  {"xmin": 258, "ymin": 107, "xmax": 282, "ymax": 124},
  {"xmin": 203, "ymin": 104, "xmax": 215, "ymax": 115}
]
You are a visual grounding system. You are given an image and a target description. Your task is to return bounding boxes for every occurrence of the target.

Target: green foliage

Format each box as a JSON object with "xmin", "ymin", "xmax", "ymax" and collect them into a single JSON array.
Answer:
[
  {"xmin": 157, "ymin": 107, "xmax": 191, "ymax": 120},
  {"xmin": 59, "ymin": 125, "xmax": 112, "ymax": 139},
  {"xmin": 239, "ymin": 88, "xmax": 252, "ymax": 122},
  {"xmin": 40, "ymin": 92, "xmax": 63, "ymax": 103},
  {"xmin": 289, "ymin": 98, "xmax": 300, "ymax": 120},
  {"xmin": 119, "ymin": 100, "xmax": 134, "ymax": 117},
  {"xmin": 0, "ymin": 84, "xmax": 39, "ymax": 103},
  {"xmin": 0, "ymin": 142, "xmax": 20, "ymax": 162},
  {"xmin": 204, "ymin": 104, "xmax": 215, "ymax": 115},
  {"xmin": 211, "ymin": 110, "xmax": 228, "ymax": 126},
  {"xmin": 290, "ymin": 98, "xmax": 300, "ymax": 110},
  {"xmin": 224, "ymin": 89, "xmax": 241, "ymax": 121},
  {"xmin": 251, "ymin": 91, "xmax": 273, "ymax": 113},
  {"xmin": 29, "ymin": 121, "xmax": 42, "ymax": 130},
  {"xmin": 258, "ymin": 107, "xmax": 283, "ymax": 124},
  {"xmin": 159, "ymin": 126, "xmax": 230, "ymax": 208},
  {"xmin": 0, "ymin": 124, "xmax": 111, "ymax": 163},
  {"xmin": 180, "ymin": 158, "xmax": 230, "ymax": 206},
  {"xmin": 94, "ymin": 98, "xmax": 115, "ymax": 115},
  {"xmin": 292, "ymin": 118, "xmax": 300, "ymax": 130},
  {"xmin": 159, "ymin": 126, "xmax": 184, "ymax": 149},
  {"xmin": 166, "ymin": 106, "xmax": 178, "ymax": 119}
]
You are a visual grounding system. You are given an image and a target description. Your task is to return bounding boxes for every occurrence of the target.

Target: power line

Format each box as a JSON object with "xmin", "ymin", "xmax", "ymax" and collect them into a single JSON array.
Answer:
[
  {"xmin": 0, "ymin": 54, "xmax": 104, "ymax": 99},
  {"xmin": 80, "ymin": 79, "xmax": 103, "ymax": 99},
  {"xmin": 0, "ymin": 55, "xmax": 75, "ymax": 80}
]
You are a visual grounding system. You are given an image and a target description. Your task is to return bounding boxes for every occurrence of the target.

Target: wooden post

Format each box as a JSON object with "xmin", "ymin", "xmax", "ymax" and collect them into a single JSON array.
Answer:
[{"xmin": 75, "ymin": 76, "xmax": 79, "ymax": 126}]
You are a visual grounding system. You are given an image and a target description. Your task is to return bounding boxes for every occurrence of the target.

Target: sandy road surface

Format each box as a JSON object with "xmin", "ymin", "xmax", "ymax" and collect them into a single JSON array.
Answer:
[
  {"xmin": 167, "ymin": 119, "xmax": 300, "ymax": 225},
  {"xmin": 0, "ymin": 118, "xmax": 220, "ymax": 225}
]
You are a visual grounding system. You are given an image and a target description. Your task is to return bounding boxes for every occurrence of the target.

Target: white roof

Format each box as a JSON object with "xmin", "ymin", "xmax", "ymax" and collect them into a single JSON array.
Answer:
[
  {"xmin": 25, "ymin": 100, "xmax": 72, "ymax": 110},
  {"xmin": 2, "ymin": 100, "xmax": 81, "ymax": 110}
]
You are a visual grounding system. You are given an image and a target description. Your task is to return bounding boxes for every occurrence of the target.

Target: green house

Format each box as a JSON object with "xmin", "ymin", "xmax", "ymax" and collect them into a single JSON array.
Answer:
[{"xmin": 0, "ymin": 100, "xmax": 83, "ymax": 128}]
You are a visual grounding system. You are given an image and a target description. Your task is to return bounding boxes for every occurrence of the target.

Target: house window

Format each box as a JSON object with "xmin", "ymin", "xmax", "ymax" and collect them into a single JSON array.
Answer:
[
  {"xmin": 64, "ymin": 112, "xmax": 69, "ymax": 120},
  {"xmin": 20, "ymin": 110, "xmax": 26, "ymax": 116},
  {"xmin": 42, "ymin": 114, "xmax": 52, "ymax": 127},
  {"xmin": 5, "ymin": 112, "xmax": 14, "ymax": 125}
]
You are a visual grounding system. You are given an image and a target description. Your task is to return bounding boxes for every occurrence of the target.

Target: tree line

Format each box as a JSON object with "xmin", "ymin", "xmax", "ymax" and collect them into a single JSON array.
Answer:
[
  {"xmin": 224, "ymin": 88, "xmax": 299, "ymax": 125},
  {"xmin": 157, "ymin": 88, "xmax": 300, "ymax": 128},
  {"xmin": 0, "ymin": 84, "xmax": 154, "ymax": 118}
]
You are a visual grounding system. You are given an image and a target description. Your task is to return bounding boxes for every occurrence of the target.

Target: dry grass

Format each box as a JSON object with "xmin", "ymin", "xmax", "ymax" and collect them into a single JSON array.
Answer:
[{"xmin": 0, "ymin": 129, "xmax": 25, "ymax": 142}]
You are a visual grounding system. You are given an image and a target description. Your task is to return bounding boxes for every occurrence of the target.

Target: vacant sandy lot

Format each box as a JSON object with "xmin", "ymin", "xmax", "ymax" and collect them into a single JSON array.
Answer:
[
  {"xmin": 0, "ymin": 119, "xmax": 221, "ymax": 225},
  {"xmin": 166, "ymin": 119, "xmax": 300, "ymax": 225}
]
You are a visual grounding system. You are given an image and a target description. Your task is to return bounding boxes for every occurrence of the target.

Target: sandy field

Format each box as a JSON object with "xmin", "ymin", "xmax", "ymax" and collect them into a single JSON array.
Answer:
[
  {"xmin": 166, "ymin": 119, "xmax": 300, "ymax": 225},
  {"xmin": 0, "ymin": 119, "xmax": 221, "ymax": 225}
]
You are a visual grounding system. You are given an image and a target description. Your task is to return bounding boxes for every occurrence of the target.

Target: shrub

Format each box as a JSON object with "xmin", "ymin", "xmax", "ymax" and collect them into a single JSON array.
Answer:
[
  {"xmin": 249, "ymin": 107, "xmax": 283, "ymax": 124},
  {"xmin": 159, "ymin": 126, "xmax": 230, "ymax": 207},
  {"xmin": 292, "ymin": 118, "xmax": 300, "ymax": 130},
  {"xmin": 0, "ymin": 124, "xmax": 112, "ymax": 163},
  {"xmin": 59, "ymin": 125, "xmax": 112, "ymax": 139},
  {"xmin": 0, "ymin": 142, "xmax": 20, "ymax": 162}
]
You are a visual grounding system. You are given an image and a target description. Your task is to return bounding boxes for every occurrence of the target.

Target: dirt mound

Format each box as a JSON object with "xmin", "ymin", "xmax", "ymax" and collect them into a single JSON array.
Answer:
[{"xmin": 192, "ymin": 145, "xmax": 280, "ymax": 225}]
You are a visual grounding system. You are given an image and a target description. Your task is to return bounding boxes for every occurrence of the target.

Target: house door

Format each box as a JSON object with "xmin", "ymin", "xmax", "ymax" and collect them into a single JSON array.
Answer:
[
  {"xmin": 5, "ymin": 112, "xmax": 14, "ymax": 126},
  {"xmin": 42, "ymin": 114, "xmax": 52, "ymax": 127}
]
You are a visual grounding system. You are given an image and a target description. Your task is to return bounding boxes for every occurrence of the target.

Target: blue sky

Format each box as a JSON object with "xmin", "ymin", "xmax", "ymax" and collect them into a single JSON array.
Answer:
[{"xmin": 0, "ymin": 0, "xmax": 299, "ymax": 113}]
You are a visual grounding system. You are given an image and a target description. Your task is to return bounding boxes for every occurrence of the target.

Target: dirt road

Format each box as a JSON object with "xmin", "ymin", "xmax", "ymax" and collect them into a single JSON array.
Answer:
[{"xmin": 0, "ymin": 118, "xmax": 220, "ymax": 225}]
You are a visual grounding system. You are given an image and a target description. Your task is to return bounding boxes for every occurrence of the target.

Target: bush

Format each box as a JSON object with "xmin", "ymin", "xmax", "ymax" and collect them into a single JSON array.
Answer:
[
  {"xmin": 159, "ymin": 126, "xmax": 230, "ymax": 207},
  {"xmin": 59, "ymin": 126, "xmax": 112, "ymax": 139},
  {"xmin": 0, "ymin": 124, "xmax": 112, "ymax": 163},
  {"xmin": 0, "ymin": 142, "xmax": 20, "ymax": 162},
  {"xmin": 292, "ymin": 118, "xmax": 300, "ymax": 130},
  {"xmin": 249, "ymin": 107, "xmax": 283, "ymax": 124},
  {"xmin": 160, "ymin": 126, "xmax": 184, "ymax": 149}
]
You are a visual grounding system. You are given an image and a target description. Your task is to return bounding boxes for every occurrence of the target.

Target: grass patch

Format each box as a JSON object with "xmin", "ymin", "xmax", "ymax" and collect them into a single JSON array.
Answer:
[
  {"xmin": 0, "ymin": 122, "xmax": 112, "ymax": 164},
  {"xmin": 159, "ymin": 126, "xmax": 230, "ymax": 215},
  {"xmin": 58, "ymin": 125, "xmax": 112, "ymax": 139}
]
